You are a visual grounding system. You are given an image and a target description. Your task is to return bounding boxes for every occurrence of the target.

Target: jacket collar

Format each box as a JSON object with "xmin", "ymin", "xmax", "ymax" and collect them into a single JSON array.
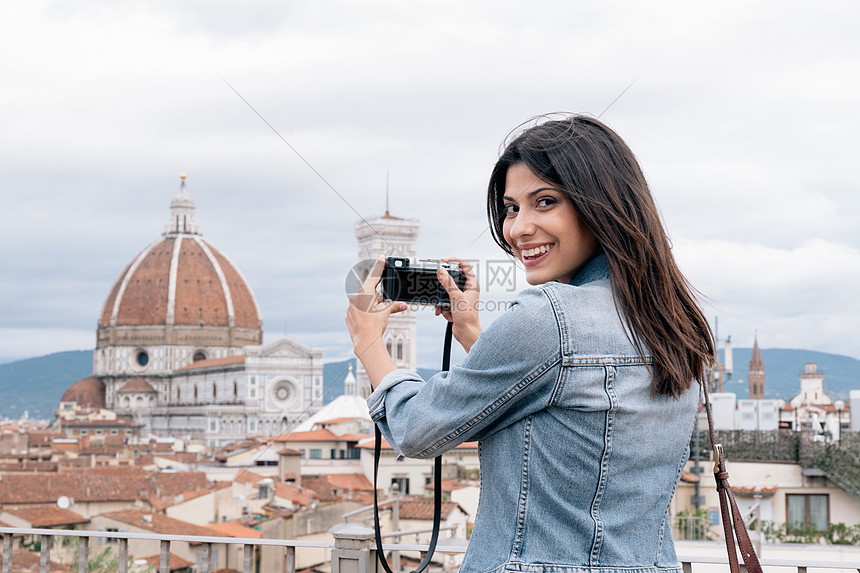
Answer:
[{"xmin": 569, "ymin": 253, "xmax": 609, "ymax": 286}]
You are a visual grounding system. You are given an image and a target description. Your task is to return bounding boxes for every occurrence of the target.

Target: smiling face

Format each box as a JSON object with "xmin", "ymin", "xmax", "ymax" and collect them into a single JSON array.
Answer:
[{"xmin": 502, "ymin": 163, "xmax": 600, "ymax": 285}]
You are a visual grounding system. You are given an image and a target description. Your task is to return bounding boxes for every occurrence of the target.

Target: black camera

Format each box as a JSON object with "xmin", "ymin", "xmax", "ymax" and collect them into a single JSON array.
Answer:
[{"xmin": 380, "ymin": 257, "xmax": 467, "ymax": 307}]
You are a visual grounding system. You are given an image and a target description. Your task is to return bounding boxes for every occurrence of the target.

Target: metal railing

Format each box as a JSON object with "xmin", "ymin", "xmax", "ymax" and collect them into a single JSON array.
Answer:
[{"xmin": 3, "ymin": 526, "xmax": 860, "ymax": 573}]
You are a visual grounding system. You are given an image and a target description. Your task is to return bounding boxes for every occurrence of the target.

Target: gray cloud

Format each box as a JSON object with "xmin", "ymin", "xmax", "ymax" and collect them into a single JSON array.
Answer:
[{"xmin": 1, "ymin": 0, "xmax": 859, "ymax": 363}]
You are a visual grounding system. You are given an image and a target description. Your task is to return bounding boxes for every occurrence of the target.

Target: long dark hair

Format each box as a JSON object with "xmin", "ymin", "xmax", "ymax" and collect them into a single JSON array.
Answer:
[{"xmin": 487, "ymin": 115, "xmax": 714, "ymax": 397}]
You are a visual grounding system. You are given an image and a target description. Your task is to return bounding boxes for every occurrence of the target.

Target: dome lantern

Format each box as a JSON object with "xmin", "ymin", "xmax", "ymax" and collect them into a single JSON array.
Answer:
[{"xmin": 164, "ymin": 173, "xmax": 201, "ymax": 236}]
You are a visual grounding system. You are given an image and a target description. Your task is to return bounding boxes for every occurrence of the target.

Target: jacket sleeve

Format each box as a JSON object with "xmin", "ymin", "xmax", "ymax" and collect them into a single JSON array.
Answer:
[{"xmin": 366, "ymin": 287, "xmax": 563, "ymax": 459}]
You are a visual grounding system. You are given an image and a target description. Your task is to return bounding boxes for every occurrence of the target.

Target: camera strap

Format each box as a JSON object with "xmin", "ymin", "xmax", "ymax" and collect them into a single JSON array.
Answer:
[{"xmin": 373, "ymin": 321, "xmax": 453, "ymax": 573}]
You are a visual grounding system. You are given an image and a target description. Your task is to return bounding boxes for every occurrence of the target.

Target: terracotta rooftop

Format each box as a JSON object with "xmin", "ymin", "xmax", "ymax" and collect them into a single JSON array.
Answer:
[
  {"xmin": 117, "ymin": 377, "xmax": 157, "ymax": 393},
  {"xmin": 233, "ymin": 470, "xmax": 267, "ymax": 486},
  {"xmin": 176, "ymin": 355, "xmax": 246, "ymax": 371},
  {"xmin": 398, "ymin": 499, "xmax": 462, "ymax": 520},
  {"xmin": 424, "ymin": 479, "xmax": 474, "ymax": 492},
  {"xmin": 276, "ymin": 448, "xmax": 302, "ymax": 456},
  {"xmin": 299, "ymin": 476, "xmax": 337, "ymax": 502},
  {"xmin": 140, "ymin": 554, "xmax": 194, "ymax": 572},
  {"xmin": 206, "ymin": 522, "xmax": 262, "ymax": 539},
  {"xmin": 99, "ymin": 509, "xmax": 233, "ymax": 538},
  {"xmin": 148, "ymin": 482, "xmax": 231, "ymax": 511},
  {"xmin": 274, "ymin": 429, "xmax": 339, "ymax": 442},
  {"xmin": 0, "ymin": 470, "xmax": 211, "ymax": 505},
  {"xmin": 27, "ymin": 431, "xmax": 60, "ymax": 446},
  {"xmin": 261, "ymin": 503, "xmax": 294, "ymax": 518},
  {"xmin": 337, "ymin": 433, "xmax": 374, "ymax": 442},
  {"xmin": 274, "ymin": 482, "xmax": 316, "ymax": 507},
  {"xmin": 0, "ymin": 549, "xmax": 69, "ymax": 572},
  {"xmin": 324, "ymin": 473, "xmax": 374, "ymax": 493},
  {"xmin": 1, "ymin": 506, "xmax": 89, "ymax": 527},
  {"xmin": 0, "ymin": 461, "xmax": 58, "ymax": 473}
]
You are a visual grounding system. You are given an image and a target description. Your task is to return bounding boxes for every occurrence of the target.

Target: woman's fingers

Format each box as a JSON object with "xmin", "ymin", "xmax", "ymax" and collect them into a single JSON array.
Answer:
[
  {"xmin": 360, "ymin": 256, "xmax": 386, "ymax": 293},
  {"xmin": 437, "ymin": 267, "xmax": 463, "ymax": 303},
  {"xmin": 441, "ymin": 257, "xmax": 479, "ymax": 292},
  {"xmin": 350, "ymin": 257, "xmax": 386, "ymax": 312}
]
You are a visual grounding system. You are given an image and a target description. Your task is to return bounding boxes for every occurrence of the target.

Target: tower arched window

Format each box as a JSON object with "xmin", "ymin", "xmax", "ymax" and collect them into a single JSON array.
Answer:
[
  {"xmin": 386, "ymin": 340, "xmax": 393, "ymax": 356},
  {"xmin": 397, "ymin": 340, "xmax": 404, "ymax": 361},
  {"xmin": 176, "ymin": 387, "xmax": 181, "ymax": 402}
]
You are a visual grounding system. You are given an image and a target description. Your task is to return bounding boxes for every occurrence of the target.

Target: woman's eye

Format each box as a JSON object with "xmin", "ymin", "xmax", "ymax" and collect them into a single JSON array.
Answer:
[
  {"xmin": 537, "ymin": 197, "xmax": 557, "ymax": 208},
  {"xmin": 502, "ymin": 204, "xmax": 517, "ymax": 216}
]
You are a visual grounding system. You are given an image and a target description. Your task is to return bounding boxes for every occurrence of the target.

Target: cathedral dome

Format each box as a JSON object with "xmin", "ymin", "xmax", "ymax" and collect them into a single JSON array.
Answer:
[
  {"xmin": 95, "ymin": 175, "xmax": 262, "ymax": 350},
  {"xmin": 61, "ymin": 376, "xmax": 106, "ymax": 410}
]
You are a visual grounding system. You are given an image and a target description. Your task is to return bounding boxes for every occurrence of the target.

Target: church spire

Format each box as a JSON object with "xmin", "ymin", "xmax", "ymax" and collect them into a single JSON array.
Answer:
[
  {"xmin": 748, "ymin": 336, "xmax": 765, "ymax": 399},
  {"xmin": 164, "ymin": 172, "xmax": 201, "ymax": 236}
]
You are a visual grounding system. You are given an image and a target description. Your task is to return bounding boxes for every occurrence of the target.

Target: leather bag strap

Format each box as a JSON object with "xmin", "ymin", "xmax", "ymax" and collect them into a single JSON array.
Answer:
[{"xmin": 700, "ymin": 375, "xmax": 763, "ymax": 573}]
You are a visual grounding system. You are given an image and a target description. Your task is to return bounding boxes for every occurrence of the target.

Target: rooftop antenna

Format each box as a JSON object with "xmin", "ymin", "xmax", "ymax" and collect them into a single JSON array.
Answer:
[{"xmin": 385, "ymin": 170, "xmax": 390, "ymax": 216}]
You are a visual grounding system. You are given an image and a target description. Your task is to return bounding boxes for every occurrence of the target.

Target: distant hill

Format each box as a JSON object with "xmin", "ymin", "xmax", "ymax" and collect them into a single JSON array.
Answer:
[
  {"xmin": 718, "ymin": 348, "xmax": 860, "ymax": 401},
  {"xmin": 0, "ymin": 350, "xmax": 93, "ymax": 420},
  {"xmin": 2, "ymin": 348, "xmax": 858, "ymax": 421},
  {"xmin": 321, "ymin": 358, "xmax": 439, "ymax": 403}
]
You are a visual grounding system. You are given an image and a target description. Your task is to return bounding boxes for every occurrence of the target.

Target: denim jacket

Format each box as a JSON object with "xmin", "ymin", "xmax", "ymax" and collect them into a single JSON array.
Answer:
[{"xmin": 368, "ymin": 255, "xmax": 699, "ymax": 573}]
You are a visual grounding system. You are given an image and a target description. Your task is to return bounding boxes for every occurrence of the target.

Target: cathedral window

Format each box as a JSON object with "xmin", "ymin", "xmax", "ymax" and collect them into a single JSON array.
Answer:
[
  {"xmin": 193, "ymin": 351, "xmax": 206, "ymax": 362},
  {"xmin": 136, "ymin": 350, "xmax": 149, "ymax": 367},
  {"xmin": 212, "ymin": 383, "xmax": 217, "ymax": 401},
  {"xmin": 397, "ymin": 341, "xmax": 404, "ymax": 361},
  {"xmin": 194, "ymin": 386, "xmax": 198, "ymax": 401},
  {"xmin": 233, "ymin": 381, "xmax": 238, "ymax": 400}
]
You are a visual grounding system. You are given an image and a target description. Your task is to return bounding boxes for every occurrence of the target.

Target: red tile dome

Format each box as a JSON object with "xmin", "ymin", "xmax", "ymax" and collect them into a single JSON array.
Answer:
[
  {"xmin": 95, "ymin": 176, "xmax": 262, "ymax": 349},
  {"xmin": 61, "ymin": 376, "xmax": 106, "ymax": 410}
]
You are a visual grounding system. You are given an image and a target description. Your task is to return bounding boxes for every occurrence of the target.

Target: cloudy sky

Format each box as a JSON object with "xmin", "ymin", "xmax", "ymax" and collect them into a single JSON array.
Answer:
[{"xmin": 1, "ymin": 1, "xmax": 858, "ymax": 368}]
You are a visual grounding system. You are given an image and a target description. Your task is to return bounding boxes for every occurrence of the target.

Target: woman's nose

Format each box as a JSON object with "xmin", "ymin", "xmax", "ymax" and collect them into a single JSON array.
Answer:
[{"xmin": 509, "ymin": 210, "xmax": 535, "ymax": 239}]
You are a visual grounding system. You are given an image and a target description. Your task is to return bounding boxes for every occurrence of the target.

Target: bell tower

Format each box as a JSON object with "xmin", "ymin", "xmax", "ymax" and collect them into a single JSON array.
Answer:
[
  {"xmin": 354, "ymin": 210, "xmax": 419, "ymax": 398},
  {"xmin": 748, "ymin": 337, "xmax": 765, "ymax": 400}
]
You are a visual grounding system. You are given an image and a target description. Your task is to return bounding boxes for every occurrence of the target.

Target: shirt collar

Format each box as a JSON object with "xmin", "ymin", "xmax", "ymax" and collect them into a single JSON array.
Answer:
[{"xmin": 569, "ymin": 253, "xmax": 609, "ymax": 286}]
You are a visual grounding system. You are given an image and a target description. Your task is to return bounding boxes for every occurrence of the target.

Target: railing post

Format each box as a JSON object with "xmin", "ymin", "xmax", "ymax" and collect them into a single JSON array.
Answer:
[
  {"xmin": 198, "ymin": 543, "xmax": 212, "ymax": 573},
  {"xmin": 243, "ymin": 544, "xmax": 254, "ymax": 573},
  {"xmin": 118, "ymin": 538, "xmax": 128, "ymax": 573},
  {"xmin": 78, "ymin": 536, "xmax": 89, "ymax": 573},
  {"xmin": 331, "ymin": 524, "xmax": 376, "ymax": 573},
  {"xmin": 160, "ymin": 539, "xmax": 170, "ymax": 573},
  {"xmin": 3, "ymin": 533, "xmax": 13, "ymax": 573},
  {"xmin": 284, "ymin": 545, "xmax": 296, "ymax": 573},
  {"xmin": 39, "ymin": 535, "xmax": 51, "ymax": 573}
]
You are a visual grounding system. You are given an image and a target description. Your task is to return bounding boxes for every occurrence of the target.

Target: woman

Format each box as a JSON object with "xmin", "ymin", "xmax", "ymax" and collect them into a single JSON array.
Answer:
[{"xmin": 346, "ymin": 115, "xmax": 714, "ymax": 573}]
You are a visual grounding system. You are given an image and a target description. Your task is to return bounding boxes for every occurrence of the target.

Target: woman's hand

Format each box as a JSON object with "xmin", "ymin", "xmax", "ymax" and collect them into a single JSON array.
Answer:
[
  {"xmin": 345, "ymin": 257, "xmax": 407, "ymax": 388},
  {"xmin": 435, "ymin": 257, "xmax": 482, "ymax": 353}
]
